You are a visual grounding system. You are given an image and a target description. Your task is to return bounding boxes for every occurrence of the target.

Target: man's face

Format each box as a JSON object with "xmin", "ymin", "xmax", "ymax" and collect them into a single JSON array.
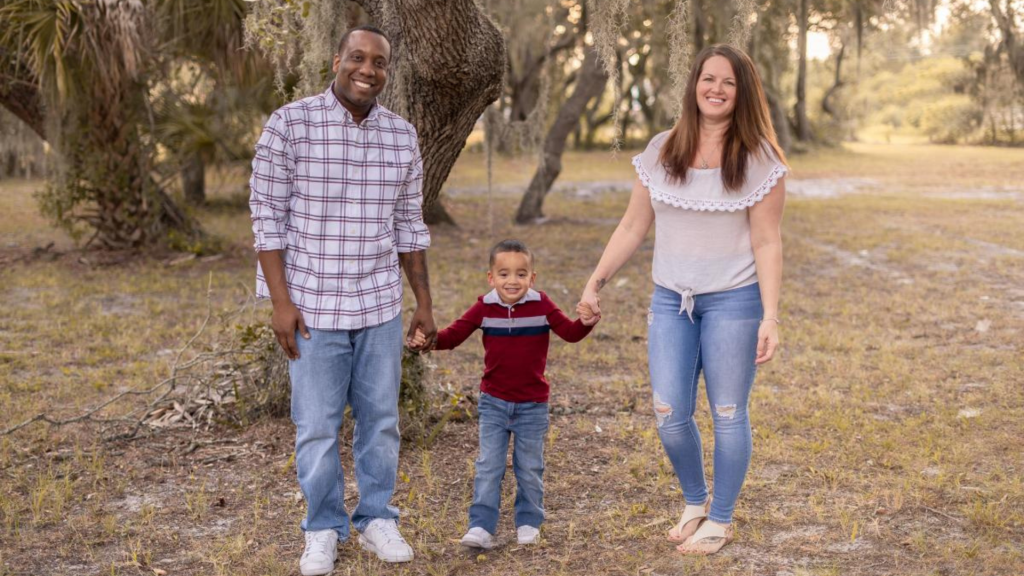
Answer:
[{"xmin": 332, "ymin": 31, "xmax": 390, "ymax": 110}]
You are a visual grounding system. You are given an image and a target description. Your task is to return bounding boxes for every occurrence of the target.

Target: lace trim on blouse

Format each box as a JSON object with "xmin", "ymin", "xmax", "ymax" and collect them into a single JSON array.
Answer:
[{"xmin": 632, "ymin": 154, "xmax": 786, "ymax": 212}]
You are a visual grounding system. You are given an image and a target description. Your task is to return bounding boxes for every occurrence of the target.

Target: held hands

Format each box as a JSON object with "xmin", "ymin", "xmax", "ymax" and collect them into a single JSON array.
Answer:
[
  {"xmin": 754, "ymin": 320, "xmax": 779, "ymax": 364},
  {"xmin": 407, "ymin": 328, "xmax": 428, "ymax": 350},
  {"xmin": 577, "ymin": 285, "xmax": 602, "ymax": 327},
  {"xmin": 576, "ymin": 300, "xmax": 601, "ymax": 327},
  {"xmin": 406, "ymin": 306, "xmax": 436, "ymax": 351}
]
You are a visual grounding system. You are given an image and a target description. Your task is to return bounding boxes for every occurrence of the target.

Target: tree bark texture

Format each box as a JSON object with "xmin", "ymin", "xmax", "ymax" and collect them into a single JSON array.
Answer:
[
  {"xmin": 794, "ymin": 0, "xmax": 812, "ymax": 141},
  {"xmin": 514, "ymin": 45, "xmax": 608, "ymax": 224},
  {"xmin": 355, "ymin": 0, "xmax": 506, "ymax": 226},
  {"xmin": 0, "ymin": 55, "xmax": 47, "ymax": 140}
]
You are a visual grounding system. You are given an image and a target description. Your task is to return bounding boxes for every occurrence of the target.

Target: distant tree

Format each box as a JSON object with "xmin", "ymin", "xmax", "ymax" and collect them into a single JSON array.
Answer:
[
  {"xmin": 514, "ymin": 43, "xmax": 608, "ymax": 223},
  {"xmin": 795, "ymin": 0, "xmax": 813, "ymax": 142},
  {"xmin": 749, "ymin": 0, "xmax": 795, "ymax": 152},
  {"xmin": 990, "ymin": 0, "xmax": 1024, "ymax": 89},
  {"xmin": 155, "ymin": 0, "xmax": 275, "ymax": 207}
]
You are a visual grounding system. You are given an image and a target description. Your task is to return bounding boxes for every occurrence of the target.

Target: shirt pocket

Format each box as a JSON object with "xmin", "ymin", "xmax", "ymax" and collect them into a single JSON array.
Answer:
[
  {"xmin": 384, "ymin": 148, "xmax": 413, "ymax": 188},
  {"xmin": 365, "ymin": 144, "xmax": 413, "ymax": 198}
]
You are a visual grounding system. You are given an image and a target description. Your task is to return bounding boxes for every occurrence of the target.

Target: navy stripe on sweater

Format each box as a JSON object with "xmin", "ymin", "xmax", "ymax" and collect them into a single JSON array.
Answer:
[{"xmin": 482, "ymin": 325, "xmax": 551, "ymax": 337}]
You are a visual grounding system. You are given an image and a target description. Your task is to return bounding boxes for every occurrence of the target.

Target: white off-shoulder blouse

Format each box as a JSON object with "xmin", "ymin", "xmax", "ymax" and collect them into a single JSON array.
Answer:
[{"xmin": 632, "ymin": 131, "xmax": 787, "ymax": 319}]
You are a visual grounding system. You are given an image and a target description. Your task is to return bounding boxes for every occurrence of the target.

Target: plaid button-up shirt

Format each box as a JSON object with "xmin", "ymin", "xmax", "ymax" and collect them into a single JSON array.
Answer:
[{"xmin": 249, "ymin": 86, "xmax": 431, "ymax": 330}]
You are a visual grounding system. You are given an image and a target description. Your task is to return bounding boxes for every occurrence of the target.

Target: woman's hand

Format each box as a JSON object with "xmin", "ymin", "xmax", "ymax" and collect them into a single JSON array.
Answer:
[
  {"xmin": 576, "ymin": 301, "xmax": 601, "ymax": 326},
  {"xmin": 754, "ymin": 320, "xmax": 779, "ymax": 364},
  {"xmin": 579, "ymin": 284, "xmax": 602, "ymax": 318}
]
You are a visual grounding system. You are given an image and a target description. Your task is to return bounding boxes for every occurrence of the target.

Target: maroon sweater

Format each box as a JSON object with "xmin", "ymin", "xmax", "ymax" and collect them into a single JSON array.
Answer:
[{"xmin": 435, "ymin": 289, "xmax": 593, "ymax": 403}]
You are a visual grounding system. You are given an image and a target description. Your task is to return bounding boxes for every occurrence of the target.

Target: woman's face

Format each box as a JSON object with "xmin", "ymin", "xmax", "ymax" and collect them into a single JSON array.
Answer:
[{"xmin": 695, "ymin": 55, "xmax": 737, "ymax": 122}]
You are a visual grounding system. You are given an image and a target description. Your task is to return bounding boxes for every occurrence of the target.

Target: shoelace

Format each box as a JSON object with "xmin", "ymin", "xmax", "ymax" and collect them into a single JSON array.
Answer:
[
  {"xmin": 303, "ymin": 531, "xmax": 335, "ymax": 558},
  {"xmin": 369, "ymin": 520, "xmax": 404, "ymax": 545}
]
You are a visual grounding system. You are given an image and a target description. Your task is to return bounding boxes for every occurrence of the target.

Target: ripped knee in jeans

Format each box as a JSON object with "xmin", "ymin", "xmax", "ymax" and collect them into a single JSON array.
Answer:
[
  {"xmin": 714, "ymin": 404, "xmax": 737, "ymax": 419},
  {"xmin": 653, "ymin": 392, "xmax": 673, "ymax": 427}
]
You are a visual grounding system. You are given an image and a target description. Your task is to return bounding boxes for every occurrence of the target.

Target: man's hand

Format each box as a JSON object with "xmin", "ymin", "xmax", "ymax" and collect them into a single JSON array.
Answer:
[
  {"xmin": 398, "ymin": 250, "xmax": 435, "ymax": 351},
  {"xmin": 406, "ymin": 306, "xmax": 436, "ymax": 351},
  {"xmin": 271, "ymin": 301, "xmax": 310, "ymax": 360}
]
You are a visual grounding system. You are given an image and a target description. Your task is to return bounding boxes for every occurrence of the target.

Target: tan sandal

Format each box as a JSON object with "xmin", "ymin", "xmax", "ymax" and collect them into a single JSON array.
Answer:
[
  {"xmin": 676, "ymin": 520, "xmax": 733, "ymax": 555},
  {"xmin": 667, "ymin": 499, "xmax": 709, "ymax": 543}
]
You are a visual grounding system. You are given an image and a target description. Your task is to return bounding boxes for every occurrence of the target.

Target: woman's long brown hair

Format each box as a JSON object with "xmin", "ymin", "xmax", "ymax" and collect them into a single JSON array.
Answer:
[{"xmin": 659, "ymin": 44, "xmax": 787, "ymax": 191}]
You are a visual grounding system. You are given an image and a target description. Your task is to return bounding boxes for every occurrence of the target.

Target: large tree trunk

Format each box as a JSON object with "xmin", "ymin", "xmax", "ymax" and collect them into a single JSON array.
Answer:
[
  {"xmin": 794, "ymin": 0, "xmax": 812, "ymax": 142},
  {"xmin": 355, "ymin": 0, "xmax": 505, "ymax": 227},
  {"xmin": 514, "ymin": 45, "xmax": 608, "ymax": 224}
]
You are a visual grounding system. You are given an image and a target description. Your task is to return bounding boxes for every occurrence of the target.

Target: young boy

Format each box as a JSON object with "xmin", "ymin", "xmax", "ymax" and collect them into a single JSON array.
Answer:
[{"xmin": 410, "ymin": 240, "xmax": 599, "ymax": 549}]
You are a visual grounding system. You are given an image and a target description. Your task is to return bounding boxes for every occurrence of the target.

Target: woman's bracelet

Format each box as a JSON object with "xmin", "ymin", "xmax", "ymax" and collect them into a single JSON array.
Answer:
[{"xmin": 760, "ymin": 317, "xmax": 781, "ymax": 325}]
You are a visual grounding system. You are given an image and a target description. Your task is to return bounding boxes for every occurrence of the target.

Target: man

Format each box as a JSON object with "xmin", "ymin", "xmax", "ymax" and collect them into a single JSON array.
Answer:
[{"xmin": 249, "ymin": 25, "xmax": 435, "ymax": 575}]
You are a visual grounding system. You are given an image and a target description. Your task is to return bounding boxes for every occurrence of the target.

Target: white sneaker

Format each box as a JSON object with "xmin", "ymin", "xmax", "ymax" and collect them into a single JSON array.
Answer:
[
  {"xmin": 460, "ymin": 526, "xmax": 496, "ymax": 550},
  {"xmin": 358, "ymin": 518, "xmax": 414, "ymax": 563},
  {"xmin": 517, "ymin": 525, "xmax": 540, "ymax": 545},
  {"xmin": 299, "ymin": 529, "xmax": 338, "ymax": 576}
]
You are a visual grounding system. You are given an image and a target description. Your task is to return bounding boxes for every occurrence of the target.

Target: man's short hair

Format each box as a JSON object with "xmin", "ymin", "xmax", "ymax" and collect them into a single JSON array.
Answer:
[
  {"xmin": 337, "ymin": 25, "xmax": 390, "ymax": 54},
  {"xmin": 489, "ymin": 239, "xmax": 534, "ymax": 267}
]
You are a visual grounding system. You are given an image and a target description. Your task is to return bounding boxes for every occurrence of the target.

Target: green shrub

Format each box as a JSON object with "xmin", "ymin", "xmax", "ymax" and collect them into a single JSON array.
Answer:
[{"xmin": 920, "ymin": 95, "xmax": 983, "ymax": 144}]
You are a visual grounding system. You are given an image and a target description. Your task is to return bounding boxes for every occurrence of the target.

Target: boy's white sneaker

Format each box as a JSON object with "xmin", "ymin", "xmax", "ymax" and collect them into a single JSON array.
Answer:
[
  {"xmin": 300, "ymin": 529, "xmax": 338, "ymax": 576},
  {"xmin": 358, "ymin": 518, "xmax": 414, "ymax": 563},
  {"xmin": 517, "ymin": 525, "xmax": 540, "ymax": 545},
  {"xmin": 460, "ymin": 526, "xmax": 496, "ymax": 549}
]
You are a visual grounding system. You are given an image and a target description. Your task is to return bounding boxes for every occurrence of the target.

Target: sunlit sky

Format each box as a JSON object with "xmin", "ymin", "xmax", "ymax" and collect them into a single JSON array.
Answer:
[{"xmin": 804, "ymin": 0, "xmax": 965, "ymax": 61}]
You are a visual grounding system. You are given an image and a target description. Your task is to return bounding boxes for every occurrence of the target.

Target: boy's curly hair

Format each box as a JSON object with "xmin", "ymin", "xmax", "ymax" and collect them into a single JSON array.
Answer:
[{"xmin": 489, "ymin": 239, "xmax": 534, "ymax": 267}]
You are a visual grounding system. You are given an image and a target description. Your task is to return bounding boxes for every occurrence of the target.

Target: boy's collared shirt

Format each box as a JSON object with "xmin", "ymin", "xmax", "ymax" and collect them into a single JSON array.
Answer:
[
  {"xmin": 435, "ymin": 289, "xmax": 593, "ymax": 403},
  {"xmin": 249, "ymin": 85, "xmax": 431, "ymax": 331}
]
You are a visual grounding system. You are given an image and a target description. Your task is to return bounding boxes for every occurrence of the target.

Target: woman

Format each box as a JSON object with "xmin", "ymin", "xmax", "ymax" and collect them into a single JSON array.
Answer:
[{"xmin": 578, "ymin": 44, "xmax": 787, "ymax": 555}]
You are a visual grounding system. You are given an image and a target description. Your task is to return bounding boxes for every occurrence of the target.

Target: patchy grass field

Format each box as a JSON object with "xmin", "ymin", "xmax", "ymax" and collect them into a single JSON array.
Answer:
[{"xmin": 1, "ymin": 143, "xmax": 1023, "ymax": 575}]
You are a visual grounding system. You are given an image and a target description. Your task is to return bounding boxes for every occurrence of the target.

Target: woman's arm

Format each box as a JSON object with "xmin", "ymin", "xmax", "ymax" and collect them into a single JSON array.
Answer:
[
  {"xmin": 748, "ymin": 176, "xmax": 786, "ymax": 364},
  {"xmin": 580, "ymin": 176, "xmax": 656, "ymax": 315}
]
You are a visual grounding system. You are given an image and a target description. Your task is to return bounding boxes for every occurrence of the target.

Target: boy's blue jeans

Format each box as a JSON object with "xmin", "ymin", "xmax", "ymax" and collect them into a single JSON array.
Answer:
[
  {"xmin": 469, "ymin": 392, "xmax": 549, "ymax": 534},
  {"xmin": 648, "ymin": 283, "xmax": 762, "ymax": 524},
  {"xmin": 289, "ymin": 316, "xmax": 403, "ymax": 541}
]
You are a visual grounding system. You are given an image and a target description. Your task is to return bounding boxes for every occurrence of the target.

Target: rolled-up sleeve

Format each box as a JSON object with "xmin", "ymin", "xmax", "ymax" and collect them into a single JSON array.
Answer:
[
  {"xmin": 249, "ymin": 112, "xmax": 294, "ymax": 252},
  {"xmin": 393, "ymin": 132, "xmax": 431, "ymax": 253}
]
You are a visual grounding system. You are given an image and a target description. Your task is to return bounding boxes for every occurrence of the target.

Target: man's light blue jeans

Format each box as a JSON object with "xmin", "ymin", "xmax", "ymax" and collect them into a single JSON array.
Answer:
[
  {"xmin": 648, "ymin": 283, "xmax": 762, "ymax": 524},
  {"xmin": 469, "ymin": 392, "xmax": 549, "ymax": 534},
  {"xmin": 289, "ymin": 315, "xmax": 403, "ymax": 540}
]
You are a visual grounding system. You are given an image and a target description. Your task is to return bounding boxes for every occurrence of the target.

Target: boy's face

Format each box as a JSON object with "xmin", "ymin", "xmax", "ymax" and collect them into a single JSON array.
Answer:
[{"xmin": 488, "ymin": 251, "xmax": 536, "ymax": 304}]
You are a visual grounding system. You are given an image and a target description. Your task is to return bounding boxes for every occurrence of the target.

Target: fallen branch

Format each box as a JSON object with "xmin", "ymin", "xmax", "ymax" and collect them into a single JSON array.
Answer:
[{"xmin": 2, "ymin": 273, "xmax": 288, "ymax": 440}]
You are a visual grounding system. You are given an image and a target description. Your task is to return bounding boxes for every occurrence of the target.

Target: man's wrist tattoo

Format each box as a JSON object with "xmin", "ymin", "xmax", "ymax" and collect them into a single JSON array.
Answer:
[{"xmin": 595, "ymin": 278, "xmax": 606, "ymax": 291}]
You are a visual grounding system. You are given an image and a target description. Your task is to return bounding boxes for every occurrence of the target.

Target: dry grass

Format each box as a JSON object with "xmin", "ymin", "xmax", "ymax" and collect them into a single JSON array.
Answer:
[{"xmin": 1, "ymin": 142, "xmax": 1023, "ymax": 575}]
